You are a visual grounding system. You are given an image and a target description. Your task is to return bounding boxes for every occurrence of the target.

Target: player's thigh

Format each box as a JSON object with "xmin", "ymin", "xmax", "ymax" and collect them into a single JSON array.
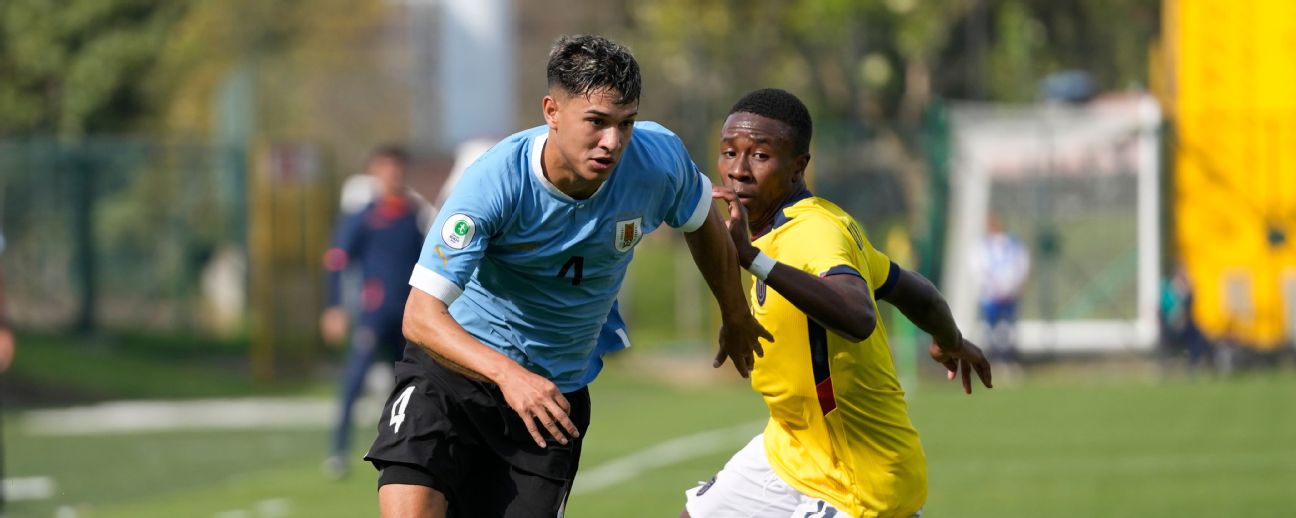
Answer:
[
  {"xmin": 378, "ymin": 483, "xmax": 448, "ymax": 518},
  {"xmin": 380, "ymin": 437, "xmax": 559, "ymax": 518},
  {"xmin": 465, "ymin": 461, "xmax": 574, "ymax": 518},
  {"xmin": 684, "ymin": 434, "xmax": 802, "ymax": 518},
  {"xmin": 469, "ymin": 390, "xmax": 589, "ymax": 517},
  {"xmin": 368, "ymin": 350, "xmax": 587, "ymax": 517},
  {"xmin": 365, "ymin": 352, "xmax": 470, "ymax": 502},
  {"xmin": 789, "ymin": 499, "xmax": 923, "ymax": 518}
]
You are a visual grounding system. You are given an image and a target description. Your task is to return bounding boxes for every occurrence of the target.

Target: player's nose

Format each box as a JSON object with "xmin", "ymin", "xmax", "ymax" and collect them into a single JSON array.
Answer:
[
  {"xmin": 598, "ymin": 127, "xmax": 623, "ymax": 152},
  {"xmin": 726, "ymin": 156, "xmax": 753, "ymax": 182}
]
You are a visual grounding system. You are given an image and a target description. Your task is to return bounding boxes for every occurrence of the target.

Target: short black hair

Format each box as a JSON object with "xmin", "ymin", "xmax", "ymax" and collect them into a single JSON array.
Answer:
[
  {"xmin": 546, "ymin": 35, "xmax": 641, "ymax": 105},
  {"xmin": 728, "ymin": 88, "xmax": 813, "ymax": 155},
  {"xmin": 369, "ymin": 144, "xmax": 409, "ymax": 166}
]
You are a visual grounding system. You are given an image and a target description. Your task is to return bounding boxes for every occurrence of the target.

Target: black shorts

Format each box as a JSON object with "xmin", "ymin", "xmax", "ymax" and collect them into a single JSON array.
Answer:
[{"xmin": 365, "ymin": 345, "xmax": 591, "ymax": 518}]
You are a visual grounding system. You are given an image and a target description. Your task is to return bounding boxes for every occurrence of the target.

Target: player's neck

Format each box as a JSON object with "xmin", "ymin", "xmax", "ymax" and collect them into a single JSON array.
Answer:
[
  {"xmin": 748, "ymin": 208, "xmax": 776, "ymax": 237},
  {"xmin": 749, "ymin": 185, "xmax": 808, "ymax": 236},
  {"xmin": 540, "ymin": 137, "xmax": 602, "ymax": 200}
]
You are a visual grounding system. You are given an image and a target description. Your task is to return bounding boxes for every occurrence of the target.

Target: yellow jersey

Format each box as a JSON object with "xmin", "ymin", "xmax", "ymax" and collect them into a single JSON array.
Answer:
[{"xmin": 749, "ymin": 191, "xmax": 926, "ymax": 518}]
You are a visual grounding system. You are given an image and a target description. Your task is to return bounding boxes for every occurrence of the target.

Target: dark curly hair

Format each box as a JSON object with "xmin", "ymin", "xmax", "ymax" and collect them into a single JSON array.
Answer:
[
  {"xmin": 728, "ymin": 88, "xmax": 813, "ymax": 155},
  {"xmin": 546, "ymin": 35, "xmax": 641, "ymax": 105}
]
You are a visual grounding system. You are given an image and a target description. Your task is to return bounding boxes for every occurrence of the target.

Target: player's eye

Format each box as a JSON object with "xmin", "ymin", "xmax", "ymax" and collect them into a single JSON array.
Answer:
[
  {"xmin": 588, "ymin": 118, "xmax": 606, "ymax": 127},
  {"xmin": 721, "ymin": 150, "xmax": 737, "ymax": 158},
  {"xmin": 619, "ymin": 120, "xmax": 635, "ymax": 129},
  {"xmin": 753, "ymin": 152, "xmax": 770, "ymax": 160}
]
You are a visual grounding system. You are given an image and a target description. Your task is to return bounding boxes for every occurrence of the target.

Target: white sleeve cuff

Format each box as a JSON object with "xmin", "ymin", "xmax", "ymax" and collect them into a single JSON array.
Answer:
[
  {"xmin": 679, "ymin": 173, "xmax": 713, "ymax": 232},
  {"xmin": 747, "ymin": 251, "xmax": 777, "ymax": 281},
  {"xmin": 409, "ymin": 264, "xmax": 463, "ymax": 305}
]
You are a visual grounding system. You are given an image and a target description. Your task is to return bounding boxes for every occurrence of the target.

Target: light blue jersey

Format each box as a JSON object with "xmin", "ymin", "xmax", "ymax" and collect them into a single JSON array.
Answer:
[{"xmin": 410, "ymin": 122, "xmax": 712, "ymax": 392}]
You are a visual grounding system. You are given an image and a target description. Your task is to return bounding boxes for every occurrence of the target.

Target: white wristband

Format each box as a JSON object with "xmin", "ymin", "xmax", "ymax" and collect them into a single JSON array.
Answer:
[{"xmin": 747, "ymin": 251, "xmax": 776, "ymax": 281}]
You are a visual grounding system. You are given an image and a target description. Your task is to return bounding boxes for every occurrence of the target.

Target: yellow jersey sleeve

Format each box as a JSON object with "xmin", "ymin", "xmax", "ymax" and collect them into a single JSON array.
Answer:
[
  {"xmin": 773, "ymin": 211, "xmax": 869, "ymax": 281},
  {"xmin": 856, "ymin": 224, "xmax": 899, "ymax": 298}
]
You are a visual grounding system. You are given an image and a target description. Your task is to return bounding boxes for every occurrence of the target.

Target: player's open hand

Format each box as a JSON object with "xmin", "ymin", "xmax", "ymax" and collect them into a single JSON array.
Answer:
[
  {"xmin": 929, "ymin": 338, "xmax": 993, "ymax": 394},
  {"xmin": 716, "ymin": 312, "xmax": 772, "ymax": 378},
  {"xmin": 497, "ymin": 365, "xmax": 580, "ymax": 448}
]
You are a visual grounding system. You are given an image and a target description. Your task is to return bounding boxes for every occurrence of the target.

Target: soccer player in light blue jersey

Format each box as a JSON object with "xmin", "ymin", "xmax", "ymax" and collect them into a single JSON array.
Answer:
[{"xmin": 364, "ymin": 35, "xmax": 770, "ymax": 518}]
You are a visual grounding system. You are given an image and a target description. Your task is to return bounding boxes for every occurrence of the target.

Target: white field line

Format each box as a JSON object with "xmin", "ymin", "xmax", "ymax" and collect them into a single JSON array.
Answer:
[
  {"xmin": 254, "ymin": 497, "xmax": 294, "ymax": 518},
  {"xmin": 572, "ymin": 420, "xmax": 765, "ymax": 495},
  {"xmin": 3, "ymin": 475, "xmax": 56, "ymax": 501},
  {"xmin": 21, "ymin": 397, "xmax": 386, "ymax": 436},
  {"xmin": 211, "ymin": 498, "xmax": 293, "ymax": 518}
]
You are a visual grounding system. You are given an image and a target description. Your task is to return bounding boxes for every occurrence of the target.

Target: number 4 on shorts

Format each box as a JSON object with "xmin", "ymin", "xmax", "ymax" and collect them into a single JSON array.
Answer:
[{"xmin": 389, "ymin": 385, "xmax": 416, "ymax": 433}]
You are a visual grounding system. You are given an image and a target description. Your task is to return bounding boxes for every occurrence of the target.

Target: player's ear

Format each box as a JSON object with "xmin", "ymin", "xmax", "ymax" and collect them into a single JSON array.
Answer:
[
  {"xmin": 543, "ymin": 94, "xmax": 561, "ymax": 129},
  {"xmin": 791, "ymin": 153, "xmax": 811, "ymax": 184}
]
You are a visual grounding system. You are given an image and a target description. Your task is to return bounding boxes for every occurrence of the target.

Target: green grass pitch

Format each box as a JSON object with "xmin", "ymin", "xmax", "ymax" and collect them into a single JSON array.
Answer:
[{"xmin": 5, "ymin": 360, "xmax": 1295, "ymax": 517}]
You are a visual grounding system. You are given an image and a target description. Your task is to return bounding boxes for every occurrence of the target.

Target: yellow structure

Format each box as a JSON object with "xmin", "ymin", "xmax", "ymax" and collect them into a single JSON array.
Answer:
[
  {"xmin": 248, "ymin": 142, "xmax": 333, "ymax": 379},
  {"xmin": 1163, "ymin": 0, "xmax": 1296, "ymax": 348}
]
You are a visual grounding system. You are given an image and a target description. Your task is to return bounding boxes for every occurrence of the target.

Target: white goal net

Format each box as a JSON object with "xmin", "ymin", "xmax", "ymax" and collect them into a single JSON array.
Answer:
[{"xmin": 943, "ymin": 95, "xmax": 1162, "ymax": 354}]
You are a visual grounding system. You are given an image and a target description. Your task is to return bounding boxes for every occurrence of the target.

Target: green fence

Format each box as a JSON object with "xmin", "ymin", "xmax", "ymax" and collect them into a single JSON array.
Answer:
[{"xmin": 0, "ymin": 137, "xmax": 248, "ymax": 335}]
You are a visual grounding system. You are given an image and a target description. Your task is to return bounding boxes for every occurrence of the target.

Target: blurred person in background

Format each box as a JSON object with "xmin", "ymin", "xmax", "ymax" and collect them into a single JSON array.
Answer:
[
  {"xmin": 319, "ymin": 145, "xmax": 433, "ymax": 480},
  {"xmin": 683, "ymin": 88, "xmax": 991, "ymax": 518},
  {"xmin": 0, "ymin": 233, "xmax": 12, "ymax": 374},
  {"xmin": 1160, "ymin": 261, "xmax": 1210, "ymax": 373},
  {"xmin": 0, "ymin": 230, "xmax": 14, "ymax": 513},
  {"xmin": 975, "ymin": 214, "xmax": 1030, "ymax": 369},
  {"xmin": 365, "ymin": 34, "xmax": 768, "ymax": 517}
]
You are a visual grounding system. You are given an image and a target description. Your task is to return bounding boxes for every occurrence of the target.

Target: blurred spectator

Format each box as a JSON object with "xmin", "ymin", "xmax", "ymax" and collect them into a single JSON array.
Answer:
[
  {"xmin": 0, "ymin": 229, "xmax": 12, "ymax": 513},
  {"xmin": 319, "ymin": 146, "xmax": 434, "ymax": 479},
  {"xmin": 1160, "ymin": 262, "xmax": 1210, "ymax": 372},
  {"xmin": 976, "ymin": 214, "xmax": 1030, "ymax": 366},
  {"xmin": 0, "ymin": 243, "xmax": 11, "ymax": 374},
  {"xmin": 331, "ymin": 172, "xmax": 378, "ymax": 329}
]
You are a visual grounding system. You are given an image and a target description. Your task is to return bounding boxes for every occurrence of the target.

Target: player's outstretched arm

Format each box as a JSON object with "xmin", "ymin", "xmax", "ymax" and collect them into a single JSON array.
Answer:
[
  {"xmin": 712, "ymin": 187, "xmax": 877, "ymax": 343},
  {"xmin": 403, "ymin": 289, "xmax": 580, "ymax": 447},
  {"xmin": 683, "ymin": 203, "xmax": 771, "ymax": 378},
  {"xmin": 878, "ymin": 268, "xmax": 992, "ymax": 394}
]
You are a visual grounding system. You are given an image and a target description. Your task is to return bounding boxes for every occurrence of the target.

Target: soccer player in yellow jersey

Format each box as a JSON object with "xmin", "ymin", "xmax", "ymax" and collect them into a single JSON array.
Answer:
[{"xmin": 682, "ymin": 89, "xmax": 993, "ymax": 518}]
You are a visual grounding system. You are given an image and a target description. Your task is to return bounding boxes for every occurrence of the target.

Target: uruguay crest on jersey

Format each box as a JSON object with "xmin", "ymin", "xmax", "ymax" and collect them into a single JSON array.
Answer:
[{"xmin": 614, "ymin": 217, "xmax": 642, "ymax": 253}]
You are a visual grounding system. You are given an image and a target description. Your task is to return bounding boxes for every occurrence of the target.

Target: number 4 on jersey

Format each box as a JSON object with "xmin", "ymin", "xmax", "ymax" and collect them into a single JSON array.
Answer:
[
  {"xmin": 389, "ymin": 385, "xmax": 416, "ymax": 433},
  {"xmin": 558, "ymin": 255, "xmax": 584, "ymax": 285}
]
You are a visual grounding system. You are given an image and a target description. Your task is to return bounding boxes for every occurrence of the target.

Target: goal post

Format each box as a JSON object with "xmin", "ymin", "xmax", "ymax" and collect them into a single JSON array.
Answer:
[{"xmin": 942, "ymin": 95, "xmax": 1162, "ymax": 354}]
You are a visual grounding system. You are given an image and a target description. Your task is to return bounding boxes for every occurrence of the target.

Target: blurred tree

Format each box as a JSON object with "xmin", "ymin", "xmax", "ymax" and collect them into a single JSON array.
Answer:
[
  {"xmin": 0, "ymin": 0, "xmax": 184, "ymax": 135},
  {"xmin": 0, "ymin": 0, "xmax": 391, "ymax": 341},
  {"xmin": 933, "ymin": 0, "xmax": 1160, "ymax": 102},
  {"xmin": 0, "ymin": 0, "xmax": 392, "ymax": 144},
  {"xmin": 153, "ymin": 0, "xmax": 394, "ymax": 152},
  {"xmin": 627, "ymin": 0, "xmax": 972, "ymax": 141},
  {"xmin": 626, "ymin": 0, "xmax": 1158, "ymax": 134}
]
